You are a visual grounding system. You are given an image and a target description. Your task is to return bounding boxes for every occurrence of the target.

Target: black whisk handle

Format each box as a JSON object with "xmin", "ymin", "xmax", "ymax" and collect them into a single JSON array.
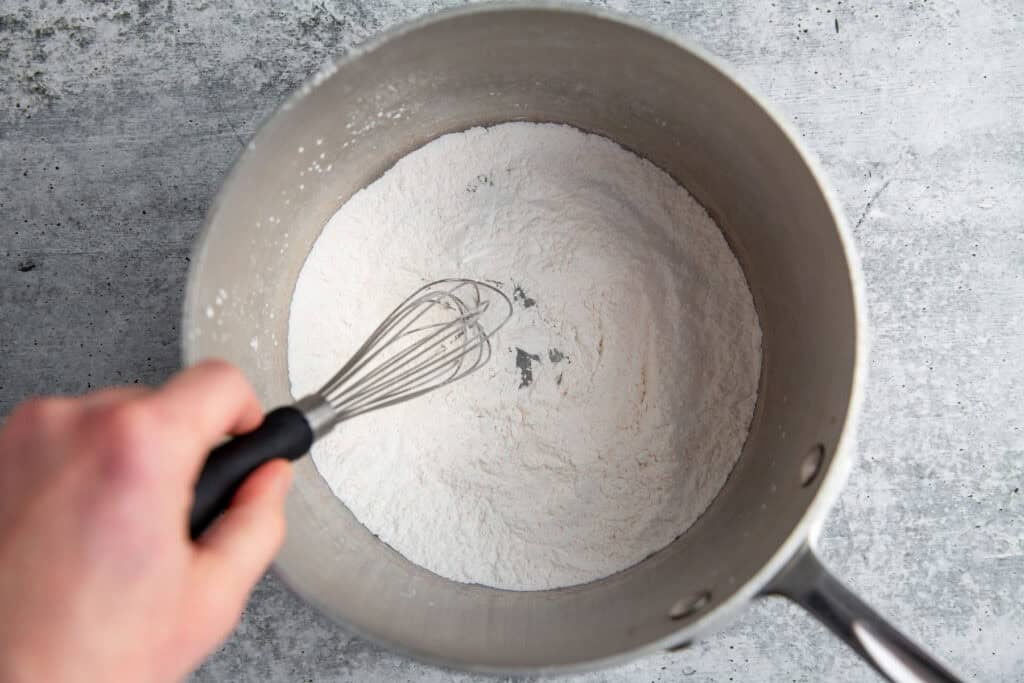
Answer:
[{"xmin": 189, "ymin": 405, "xmax": 313, "ymax": 539}]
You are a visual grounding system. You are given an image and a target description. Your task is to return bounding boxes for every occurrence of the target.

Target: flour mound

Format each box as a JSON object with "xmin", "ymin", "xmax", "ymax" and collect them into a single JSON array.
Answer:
[{"xmin": 288, "ymin": 122, "xmax": 761, "ymax": 591}]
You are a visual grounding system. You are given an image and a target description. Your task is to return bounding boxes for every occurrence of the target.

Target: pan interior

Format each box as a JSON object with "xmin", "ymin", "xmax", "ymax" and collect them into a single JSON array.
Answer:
[{"xmin": 184, "ymin": 7, "xmax": 859, "ymax": 671}]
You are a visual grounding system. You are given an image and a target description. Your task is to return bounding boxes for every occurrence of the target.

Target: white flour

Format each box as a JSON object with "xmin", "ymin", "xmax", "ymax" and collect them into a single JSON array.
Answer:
[{"xmin": 288, "ymin": 123, "xmax": 761, "ymax": 591}]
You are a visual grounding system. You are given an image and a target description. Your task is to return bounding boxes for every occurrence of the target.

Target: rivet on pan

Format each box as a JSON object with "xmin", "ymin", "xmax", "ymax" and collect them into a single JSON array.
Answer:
[
  {"xmin": 668, "ymin": 591, "xmax": 711, "ymax": 621},
  {"xmin": 800, "ymin": 444, "xmax": 826, "ymax": 487}
]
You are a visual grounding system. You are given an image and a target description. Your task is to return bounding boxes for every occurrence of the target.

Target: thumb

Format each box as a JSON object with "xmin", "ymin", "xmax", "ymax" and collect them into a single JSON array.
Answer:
[{"xmin": 189, "ymin": 460, "xmax": 292, "ymax": 627}]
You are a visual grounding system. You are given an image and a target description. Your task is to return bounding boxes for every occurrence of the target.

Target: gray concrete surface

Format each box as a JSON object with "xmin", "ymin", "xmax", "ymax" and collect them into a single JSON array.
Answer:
[{"xmin": 1, "ymin": 0, "xmax": 1021, "ymax": 680}]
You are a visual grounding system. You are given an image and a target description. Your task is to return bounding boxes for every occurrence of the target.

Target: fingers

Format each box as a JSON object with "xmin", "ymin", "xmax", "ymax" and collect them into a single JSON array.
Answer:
[
  {"xmin": 189, "ymin": 460, "xmax": 292, "ymax": 629},
  {"xmin": 147, "ymin": 360, "xmax": 264, "ymax": 467}
]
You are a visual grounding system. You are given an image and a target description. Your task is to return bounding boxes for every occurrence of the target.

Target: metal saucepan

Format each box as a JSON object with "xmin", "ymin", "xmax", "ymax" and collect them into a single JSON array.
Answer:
[{"xmin": 183, "ymin": 6, "xmax": 959, "ymax": 681}]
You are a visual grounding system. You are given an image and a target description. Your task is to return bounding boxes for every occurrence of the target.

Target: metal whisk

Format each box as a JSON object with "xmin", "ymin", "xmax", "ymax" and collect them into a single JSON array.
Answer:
[{"xmin": 189, "ymin": 278, "xmax": 513, "ymax": 538}]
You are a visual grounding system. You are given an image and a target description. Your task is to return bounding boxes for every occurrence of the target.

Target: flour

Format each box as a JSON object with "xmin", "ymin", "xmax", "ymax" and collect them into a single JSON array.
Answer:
[{"xmin": 288, "ymin": 122, "xmax": 762, "ymax": 591}]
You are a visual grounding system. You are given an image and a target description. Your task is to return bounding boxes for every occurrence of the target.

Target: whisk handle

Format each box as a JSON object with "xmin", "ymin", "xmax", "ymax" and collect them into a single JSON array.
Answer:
[{"xmin": 189, "ymin": 405, "xmax": 313, "ymax": 539}]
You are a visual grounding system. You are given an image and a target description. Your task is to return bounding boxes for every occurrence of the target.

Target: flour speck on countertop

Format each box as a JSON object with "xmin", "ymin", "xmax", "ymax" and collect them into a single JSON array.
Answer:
[{"xmin": 288, "ymin": 122, "xmax": 762, "ymax": 591}]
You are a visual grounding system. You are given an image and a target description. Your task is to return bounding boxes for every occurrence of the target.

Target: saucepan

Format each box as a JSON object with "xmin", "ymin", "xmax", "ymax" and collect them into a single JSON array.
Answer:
[{"xmin": 182, "ymin": 5, "xmax": 959, "ymax": 681}]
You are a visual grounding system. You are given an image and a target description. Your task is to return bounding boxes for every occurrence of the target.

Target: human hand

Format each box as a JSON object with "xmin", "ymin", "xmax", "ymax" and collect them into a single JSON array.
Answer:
[{"xmin": 0, "ymin": 360, "xmax": 292, "ymax": 683}]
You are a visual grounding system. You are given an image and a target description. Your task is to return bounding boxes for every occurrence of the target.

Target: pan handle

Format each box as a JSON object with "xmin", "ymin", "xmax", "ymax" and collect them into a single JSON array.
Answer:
[{"xmin": 769, "ymin": 546, "xmax": 961, "ymax": 683}]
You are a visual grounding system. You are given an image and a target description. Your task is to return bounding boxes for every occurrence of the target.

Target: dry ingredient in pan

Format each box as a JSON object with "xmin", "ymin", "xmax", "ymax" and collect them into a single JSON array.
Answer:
[{"xmin": 288, "ymin": 122, "xmax": 762, "ymax": 591}]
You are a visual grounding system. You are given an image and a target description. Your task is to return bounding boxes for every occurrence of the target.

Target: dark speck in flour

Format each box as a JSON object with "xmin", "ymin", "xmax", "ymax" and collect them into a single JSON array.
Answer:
[
  {"xmin": 512, "ymin": 284, "xmax": 536, "ymax": 308},
  {"xmin": 465, "ymin": 174, "xmax": 494, "ymax": 193},
  {"xmin": 514, "ymin": 347, "xmax": 541, "ymax": 388},
  {"xmin": 548, "ymin": 348, "xmax": 568, "ymax": 363}
]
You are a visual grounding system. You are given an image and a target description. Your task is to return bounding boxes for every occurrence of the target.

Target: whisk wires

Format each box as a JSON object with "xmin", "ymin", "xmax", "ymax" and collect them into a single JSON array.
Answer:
[{"xmin": 317, "ymin": 279, "xmax": 513, "ymax": 421}]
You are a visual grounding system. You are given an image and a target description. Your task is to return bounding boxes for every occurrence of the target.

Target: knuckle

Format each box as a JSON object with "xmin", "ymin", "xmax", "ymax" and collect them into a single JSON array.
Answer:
[
  {"xmin": 200, "ymin": 358, "xmax": 243, "ymax": 382},
  {"xmin": 208, "ymin": 359, "xmax": 253, "ymax": 395},
  {"xmin": 104, "ymin": 402, "xmax": 151, "ymax": 443},
  {"xmin": 10, "ymin": 397, "xmax": 67, "ymax": 429},
  {"xmin": 92, "ymin": 403, "xmax": 155, "ymax": 483}
]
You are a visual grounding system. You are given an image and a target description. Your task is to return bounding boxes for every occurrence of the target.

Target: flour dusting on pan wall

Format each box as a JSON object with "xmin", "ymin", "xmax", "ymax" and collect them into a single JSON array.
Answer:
[{"xmin": 288, "ymin": 122, "xmax": 762, "ymax": 591}]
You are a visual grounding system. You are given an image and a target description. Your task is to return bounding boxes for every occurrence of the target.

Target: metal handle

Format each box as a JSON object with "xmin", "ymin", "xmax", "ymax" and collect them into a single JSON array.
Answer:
[{"xmin": 770, "ymin": 547, "xmax": 961, "ymax": 683}]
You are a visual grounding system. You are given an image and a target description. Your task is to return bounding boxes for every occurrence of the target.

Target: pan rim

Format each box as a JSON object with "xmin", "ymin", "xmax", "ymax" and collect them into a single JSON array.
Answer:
[{"xmin": 182, "ymin": 2, "xmax": 869, "ymax": 674}]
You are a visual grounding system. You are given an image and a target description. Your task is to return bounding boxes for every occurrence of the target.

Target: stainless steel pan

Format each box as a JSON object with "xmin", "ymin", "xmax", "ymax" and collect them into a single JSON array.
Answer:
[{"xmin": 183, "ymin": 6, "xmax": 959, "ymax": 681}]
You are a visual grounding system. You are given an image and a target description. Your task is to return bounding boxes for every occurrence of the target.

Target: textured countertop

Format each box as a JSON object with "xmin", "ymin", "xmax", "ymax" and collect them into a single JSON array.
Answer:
[{"xmin": 1, "ymin": 1, "xmax": 1021, "ymax": 681}]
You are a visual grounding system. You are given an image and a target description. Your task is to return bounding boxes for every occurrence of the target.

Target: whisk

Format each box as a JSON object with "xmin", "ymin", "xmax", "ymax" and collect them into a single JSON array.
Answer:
[{"xmin": 189, "ymin": 278, "xmax": 513, "ymax": 538}]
